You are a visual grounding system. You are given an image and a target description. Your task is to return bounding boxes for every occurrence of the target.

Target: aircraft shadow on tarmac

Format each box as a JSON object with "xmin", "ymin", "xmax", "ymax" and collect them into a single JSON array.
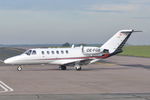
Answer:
[
  {"xmin": 120, "ymin": 64, "xmax": 150, "ymax": 69},
  {"xmin": 17, "ymin": 66, "xmax": 129, "ymax": 72},
  {"xmin": 79, "ymin": 67, "xmax": 129, "ymax": 71},
  {"xmin": 6, "ymin": 63, "xmax": 150, "ymax": 71}
]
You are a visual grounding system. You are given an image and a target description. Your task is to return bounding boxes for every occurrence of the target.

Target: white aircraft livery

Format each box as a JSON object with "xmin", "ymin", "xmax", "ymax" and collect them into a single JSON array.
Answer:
[{"xmin": 4, "ymin": 29, "xmax": 141, "ymax": 71}]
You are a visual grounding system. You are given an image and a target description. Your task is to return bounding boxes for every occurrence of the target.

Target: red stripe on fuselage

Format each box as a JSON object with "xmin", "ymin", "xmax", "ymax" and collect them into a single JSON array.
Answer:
[{"xmin": 38, "ymin": 54, "xmax": 110, "ymax": 60}]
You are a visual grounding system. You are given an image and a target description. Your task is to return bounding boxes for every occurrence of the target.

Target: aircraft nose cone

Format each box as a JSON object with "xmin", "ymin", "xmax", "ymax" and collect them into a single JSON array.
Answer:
[
  {"xmin": 4, "ymin": 56, "xmax": 21, "ymax": 64},
  {"xmin": 4, "ymin": 57, "xmax": 16, "ymax": 64},
  {"xmin": 4, "ymin": 58, "xmax": 12, "ymax": 64}
]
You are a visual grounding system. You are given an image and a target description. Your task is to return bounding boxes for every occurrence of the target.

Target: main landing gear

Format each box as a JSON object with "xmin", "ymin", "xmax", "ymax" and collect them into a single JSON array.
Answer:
[
  {"xmin": 59, "ymin": 65, "xmax": 82, "ymax": 71},
  {"xmin": 74, "ymin": 65, "xmax": 82, "ymax": 71},
  {"xmin": 59, "ymin": 65, "xmax": 67, "ymax": 70}
]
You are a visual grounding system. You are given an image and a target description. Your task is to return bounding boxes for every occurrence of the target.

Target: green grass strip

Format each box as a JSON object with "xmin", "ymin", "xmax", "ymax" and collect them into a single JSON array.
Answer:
[{"xmin": 119, "ymin": 46, "xmax": 150, "ymax": 58}]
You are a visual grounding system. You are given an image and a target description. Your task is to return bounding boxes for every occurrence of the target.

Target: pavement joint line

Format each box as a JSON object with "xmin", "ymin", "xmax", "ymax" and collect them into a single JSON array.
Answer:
[
  {"xmin": 0, "ymin": 81, "xmax": 14, "ymax": 93},
  {"xmin": 132, "ymin": 94, "xmax": 150, "ymax": 100}
]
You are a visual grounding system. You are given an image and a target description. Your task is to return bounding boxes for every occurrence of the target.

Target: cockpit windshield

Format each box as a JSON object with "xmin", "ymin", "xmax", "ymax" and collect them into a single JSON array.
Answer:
[
  {"xmin": 24, "ymin": 50, "xmax": 32, "ymax": 55},
  {"xmin": 24, "ymin": 50, "xmax": 37, "ymax": 55}
]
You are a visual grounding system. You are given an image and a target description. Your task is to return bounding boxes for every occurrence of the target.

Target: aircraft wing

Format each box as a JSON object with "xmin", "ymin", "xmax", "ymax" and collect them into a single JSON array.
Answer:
[{"xmin": 62, "ymin": 58, "xmax": 99, "ymax": 66}]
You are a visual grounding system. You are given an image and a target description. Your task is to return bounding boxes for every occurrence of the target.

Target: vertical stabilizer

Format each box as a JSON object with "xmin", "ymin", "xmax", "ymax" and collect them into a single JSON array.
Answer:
[{"xmin": 100, "ymin": 29, "xmax": 141, "ymax": 55}]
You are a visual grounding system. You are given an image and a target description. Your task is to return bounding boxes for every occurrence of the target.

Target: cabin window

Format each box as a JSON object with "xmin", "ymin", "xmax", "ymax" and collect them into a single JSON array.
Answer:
[
  {"xmin": 51, "ymin": 51, "xmax": 54, "ymax": 54},
  {"xmin": 56, "ymin": 51, "xmax": 59, "ymax": 54},
  {"xmin": 61, "ymin": 50, "xmax": 64, "ymax": 54},
  {"xmin": 32, "ymin": 50, "xmax": 36, "ymax": 55},
  {"xmin": 66, "ymin": 50, "xmax": 69, "ymax": 54},
  {"xmin": 47, "ymin": 51, "xmax": 50, "ymax": 54},
  {"xmin": 42, "ymin": 51, "xmax": 44, "ymax": 55}
]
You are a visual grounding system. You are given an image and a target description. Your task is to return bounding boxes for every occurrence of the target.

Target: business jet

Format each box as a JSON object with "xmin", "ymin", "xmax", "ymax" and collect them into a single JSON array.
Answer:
[{"xmin": 4, "ymin": 29, "xmax": 141, "ymax": 71}]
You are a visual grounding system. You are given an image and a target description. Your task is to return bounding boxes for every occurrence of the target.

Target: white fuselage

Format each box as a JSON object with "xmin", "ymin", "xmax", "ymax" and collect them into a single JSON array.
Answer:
[{"xmin": 4, "ymin": 46, "xmax": 106, "ymax": 65}]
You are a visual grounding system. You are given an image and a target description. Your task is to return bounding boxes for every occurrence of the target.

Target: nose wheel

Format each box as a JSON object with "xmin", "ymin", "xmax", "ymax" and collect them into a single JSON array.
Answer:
[{"xmin": 17, "ymin": 66, "xmax": 22, "ymax": 71}]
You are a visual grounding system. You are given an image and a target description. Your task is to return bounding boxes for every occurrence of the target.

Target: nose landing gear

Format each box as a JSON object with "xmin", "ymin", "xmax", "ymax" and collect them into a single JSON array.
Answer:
[{"xmin": 17, "ymin": 66, "xmax": 22, "ymax": 71}]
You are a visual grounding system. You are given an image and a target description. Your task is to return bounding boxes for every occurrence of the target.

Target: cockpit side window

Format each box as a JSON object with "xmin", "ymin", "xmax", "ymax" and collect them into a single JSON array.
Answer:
[
  {"xmin": 25, "ymin": 50, "xmax": 32, "ymax": 56},
  {"xmin": 32, "ymin": 50, "xmax": 36, "ymax": 55}
]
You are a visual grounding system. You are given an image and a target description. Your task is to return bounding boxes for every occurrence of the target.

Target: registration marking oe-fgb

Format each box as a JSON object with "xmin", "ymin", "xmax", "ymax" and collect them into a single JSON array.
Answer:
[{"xmin": 86, "ymin": 48, "xmax": 101, "ymax": 53}]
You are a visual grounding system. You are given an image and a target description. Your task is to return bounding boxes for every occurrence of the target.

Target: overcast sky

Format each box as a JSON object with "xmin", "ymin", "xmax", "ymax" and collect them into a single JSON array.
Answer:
[{"xmin": 0, "ymin": 0, "xmax": 150, "ymax": 45}]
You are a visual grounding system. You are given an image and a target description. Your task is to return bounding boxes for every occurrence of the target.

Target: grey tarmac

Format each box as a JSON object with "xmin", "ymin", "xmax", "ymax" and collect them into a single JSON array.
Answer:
[{"xmin": 0, "ymin": 56, "xmax": 150, "ymax": 100}]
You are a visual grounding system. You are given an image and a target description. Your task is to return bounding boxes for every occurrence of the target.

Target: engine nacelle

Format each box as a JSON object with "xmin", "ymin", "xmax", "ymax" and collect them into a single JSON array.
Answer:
[{"xmin": 82, "ymin": 47, "xmax": 101, "ymax": 55}]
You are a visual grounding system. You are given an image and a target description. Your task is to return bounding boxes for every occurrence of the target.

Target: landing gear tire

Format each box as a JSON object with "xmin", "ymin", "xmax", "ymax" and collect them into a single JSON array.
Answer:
[
  {"xmin": 75, "ymin": 65, "xmax": 82, "ymax": 71},
  {"xmin": 60, "ymin": 65, "xmax": 67, "ymax": 70},
  {"xmin": 17, "ymin": 66, "xmax": 22, "ymax": 71}
]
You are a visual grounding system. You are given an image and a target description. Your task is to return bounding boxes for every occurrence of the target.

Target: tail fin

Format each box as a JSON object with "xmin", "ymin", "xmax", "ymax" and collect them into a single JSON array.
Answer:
[{"xmin": 100, "ymin": 29, "xmax": 141, "ymax": 55}]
